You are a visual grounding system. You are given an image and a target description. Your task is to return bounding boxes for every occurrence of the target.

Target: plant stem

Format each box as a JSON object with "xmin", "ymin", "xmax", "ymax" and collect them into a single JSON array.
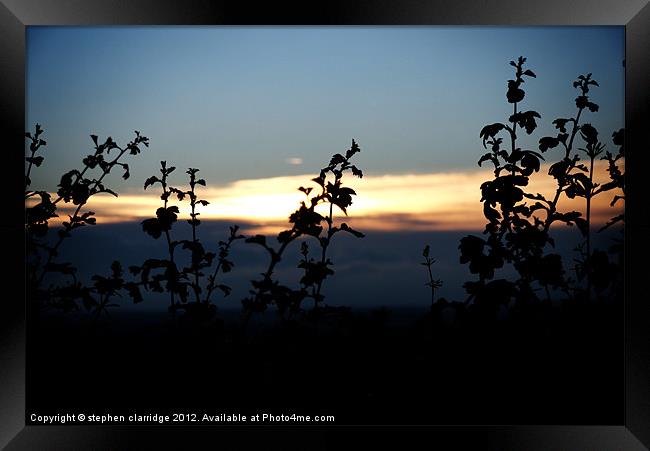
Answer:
[
  {"xmin": 25, "ymin": 146, "xmax": 38, "ymax": 188},
  {"xmin": 241, "ymin": 235, "xmax": 295, "ymax": 329},
  {"xmin": 162, "ymin": 182, "xmax": 176, "ymax": 313},
  {"xmin": 203, "ymin": 259, "xmax": 224, "ymax": 304},
  {"xmin": 543, "ymin": 107, "xmax": 584, "ymax": 234},
  {"xmin": 37, "ymin": 147, "xmax": 129, "ymax": 285},
  {"xmin": 426, "ymin": 261, "xmax": 435, "ymax": 311},
  {"xmin": 585, "ymin": 153, "xmax": 594, "ymax": 301},
  {"xmin": 204, "ymin": 238, "xmax": 234, "ymax": 304},
  {"xmin": 190, "ymin": 195, "xmax": 201, "ymax": 304},
  {"xmin": 314, "ymin": 201, "xmax": 334, "ymax": 309},
  {"xmin": 265, "ymin": 238, "xmax": 293, "ymax": 280},
  {"xmin": 510, "ymin": 102, "xmax": 518, "ymax": 176}
]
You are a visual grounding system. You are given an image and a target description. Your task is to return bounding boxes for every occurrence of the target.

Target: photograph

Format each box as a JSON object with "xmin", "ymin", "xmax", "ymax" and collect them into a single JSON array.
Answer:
[{"xmin": 23, "ymin": 25, "xmax": 628, "ymax": 427}]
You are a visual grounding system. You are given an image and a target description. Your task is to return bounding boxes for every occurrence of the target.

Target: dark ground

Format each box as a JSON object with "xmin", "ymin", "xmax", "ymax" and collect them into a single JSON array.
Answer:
[{"xmin": 27, "ymin": 299, "xmax": 622, "ymax": 426}]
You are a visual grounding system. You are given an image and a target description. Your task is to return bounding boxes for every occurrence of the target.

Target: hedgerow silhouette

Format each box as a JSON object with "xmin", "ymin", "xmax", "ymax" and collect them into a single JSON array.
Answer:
[
  {"xmin": 130, "ymin": 162, "xmax": 245, "ymax": 321},
  {"xmin": 26, "ymin": 126, "xmax": 149, "ymax": 315},
  {"xmin": 25, "ymin": 57, "xmax": 623, "ymax": 334},
  {"xmin": 242, "ymin": 140, "xmax": 364, "ymax": 325},
  {"xmin": 26, "ymin": 129, "xmax": 366, "ymax": 326},
  {"xmin": 454, "ymin": 56, "xmax": 624, "ymax": 318}
]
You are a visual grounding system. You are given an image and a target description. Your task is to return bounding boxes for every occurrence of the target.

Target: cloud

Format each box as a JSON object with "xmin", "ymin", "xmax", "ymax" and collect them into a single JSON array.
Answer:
[
  {"xmin": 286, "ymin": 157, "xmax": 303, "ymax": 166},
  {"xmin": 30, "ymin": 160, "xmax": 623, "ymax": 233}
]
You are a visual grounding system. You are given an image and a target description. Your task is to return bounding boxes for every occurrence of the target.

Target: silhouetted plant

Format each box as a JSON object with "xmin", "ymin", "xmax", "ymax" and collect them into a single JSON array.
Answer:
[
  {"xmin": 599, "ymin": 128, "xmax": 625, "ymax": 231},
  {"xmin": 132, "ymin": 162, "xmax": 244, "ymax": 319},
  {"xmin": 297, "ymin": 241, "xmax": 329, "ymax": 312},
  {"xmin": 140, "ymin": 161, "xmax": 182, "ymax": 311},
  {"xmin": 421, "ymin": 245, "xmax": 443, "ymax": 312},
  {"xmin": 597, "ymin": 129, "xmax": 625, "ymax": 297},
  {"xmin": 537, "ymin": 74, "xmax": 624, "ymax": 300},
  {"xmin": 25, "ymin": 123, "xmax": 47, "ymax": 188},
  {"xmin": 89, "ymin": 261, "xmax": 126, "ymax": 320},
  {"xmin": 25, "ymin": 124, "xmax": 54, "ymax": 289},
  {"xmin": 242, "ymin": 140, "xmax": 364, "ymax": 322},
  {"xmin": 460, "ymin": 57, "xmax": 624, "ymax": 312},
  {"xmin": 461, "ymin": 56, "xmax": 551, "ymax": 312},
  {"xmin": 204, "ymin": 226, "xmax": 244, "ymax": 303},
  {"xmin": 25, "ymin": 124, "xmax": 149, "ymax": 312},
  {"xmin": 175, "ymin": 168, "xmax": 212, "ymax": 304}
]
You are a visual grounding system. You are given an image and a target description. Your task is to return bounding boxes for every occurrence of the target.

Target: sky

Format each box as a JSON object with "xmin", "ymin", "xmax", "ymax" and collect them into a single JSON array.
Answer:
[
  {"xmin": 26, "ymin": 26, "xmax": 625, "ymax": 309},
  {"xmin": 34, "ymin": 159, "xmax": 621, "ymax": 235},
  {"xmin": 27, "ymin": 26, "xmax": 624, "ymax": 187}
]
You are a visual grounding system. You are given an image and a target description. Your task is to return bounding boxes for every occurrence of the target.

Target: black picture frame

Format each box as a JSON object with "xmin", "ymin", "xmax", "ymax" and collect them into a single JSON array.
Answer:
[{"xmin": 2, "ymin": 1, "xmax": 649, "ymax": 448}]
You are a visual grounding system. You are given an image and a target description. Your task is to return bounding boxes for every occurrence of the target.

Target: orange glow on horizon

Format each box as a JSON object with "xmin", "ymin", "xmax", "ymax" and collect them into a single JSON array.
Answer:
[{"xmin": 28, "ymin": 160, "xmax": 623, "ymax": 234}]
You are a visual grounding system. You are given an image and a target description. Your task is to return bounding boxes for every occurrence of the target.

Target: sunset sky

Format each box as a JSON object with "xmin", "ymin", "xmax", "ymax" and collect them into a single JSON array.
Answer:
[
  {"xmin": 26, "ymin": 26, "xmax": 624, "ymax": 232},
  {"xmin": 33, "ymin": 160, "xmax": 621, "ymax": 235},
  {"xmin": 25, "ymin": 26, "xmax": 625, "ymax": 307}
]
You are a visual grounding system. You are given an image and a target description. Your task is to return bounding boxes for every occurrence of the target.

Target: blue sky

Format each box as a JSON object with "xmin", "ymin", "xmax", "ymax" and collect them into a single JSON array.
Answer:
[{"xmin": 26, "ymin": 26, "xmax": 624, "ymax": 193}]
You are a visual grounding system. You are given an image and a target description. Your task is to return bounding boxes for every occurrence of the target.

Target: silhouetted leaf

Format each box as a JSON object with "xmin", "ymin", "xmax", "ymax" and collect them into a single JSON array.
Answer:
[
  {"xmin": 277, "ymin": 230, "xmax": 294, "ymax": 244},
  {"xmin": 459, "ymin": 236, "xmax": 485, "ymax": 264},
  {"xmin": 599, "ymin": 214, "xmax": 624, "ymax": 232},
  {"xmin": 478, "ymin": 153, "xmax": 496, "ymax": 167},
  {"xmin": 289, "ymin": 205, "xmax": 324, "ymax": 236},
  {"xmin": 340, "ymin": 223, "xmax": 364, "ymax": 238},
  {"xmin": 506, "ymin": 80, "xmax": 525, "ymax": 103},
  {"xmin": 579, "ymin": 123, "xmax": 599, "ymax": 145},
  {"xmin": 141, "ymin": 218, "xmax": 163, "ymax": 239},
  {"xmin": 509, "ymin": 110, "xmax": 541, "ymax": 134},
  {"xmin": 144, "ymin": 176, "xmax": 160, "ymax": 190},
  {"xmin": 71, "ymin": 182, "xmax": 90, "ymax": 205},
  {"xmin": 520, "ymin": 153, "xmax": 541, "ymax": 176},
  {"xmin": 156, "ymin": 206, "xmax": 179, "ymax": 230},
  {"xmin": 26, "ymin": 156, "xmax": 44, "ymax": 167},
  {"xmin": 483, "ymin": 203, "xmax": 501, "ymax": 222},
  {"xmin": 480, "ymin": 123, "xmax": 505, "ymax": 148},
  {"xmin": 574, "ymin": 217, "xmax": 588, "ymax": 236},
  {"xmin": 329, "ymin": 153, "xmax": 345, "ymax": 166},
  {"xmin": 539, "ymin": 136, "xmax": 559, "ymax": 152},
  {"xmin": 575, "ymin": 95, "xmax": 589, "ymax": 109},
  {"xmin": 298, "ymin": 186, "xmax": 313, "ymax": 196},
  {"xmin": 552, "ymin": 118, "xmax": 570, "ymax": 133},
  {"xmin": 345, "ymin": 139, "xmax": 361, "ymax": 159}
]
